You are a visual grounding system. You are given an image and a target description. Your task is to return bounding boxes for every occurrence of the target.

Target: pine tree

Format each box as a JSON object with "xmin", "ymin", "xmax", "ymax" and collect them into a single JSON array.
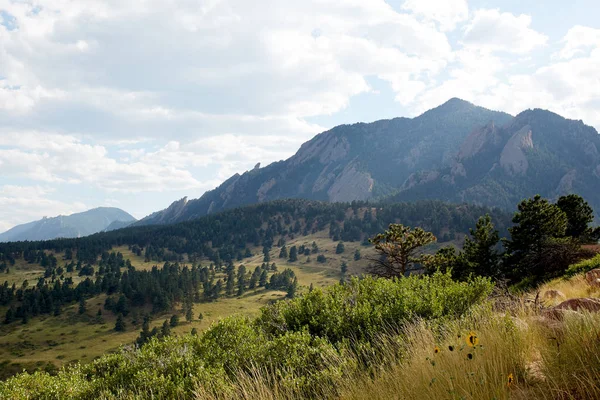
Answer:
[
  {"xmin": 237, "ymin": 265, "xmax": 247, "ymax": 296},
  {"xmin": 368, "ymin": 224, "xmax": 436, "ymax": 278},
  {"xmin": 462, "ymin": 215, "xmax": 501, "ymax": 278},
  {"xmin": 185, "ymin": 307, "xmax": 194, "ymax": 322},
  {"xmin": 78, "ymin": 298, "xmax": 86, "ymax": 315},
  {"xmin": 249, "ymin": 267, "xmax": 260, "ymax": 289},
  {"xmin": 226, "ymin": 270, "xmax": 235, "ymax": 296},
  {"xmin": 286, "ymin": 277, "xmax": 298, "ymax": 299},
  {"xmin": 341, "ymin": 261, "xmax": 348, "ymax": 275},
  {"xmin": 114, "ymin": 314, "xmax": 126, "ymax": 332},
  {"xmin": 259, "ymin": 269, "xmax": 268, "ymax": 287},
  {"xmin": 161, "ymin": 319, "xmax": 171, "ymax": 337},
  {"xmin": 288, "ymin": 246, "xmax": 298, "ymax": 262},
  {"xmin": 504, "ymin": 195, "xmax": 569, "ymax": 281},
  {"xmin": 279, "ymin": 245, "xmax": 288, "ymax": 259},
  {"xmin": 170, "ymin": 314, "xmax": 179, "ymax": 327},
  {"xmin": 336, "ymin": 242, "xmax": 345, "ymax": 254},
  {"xmin": 354, "ymin": 249, "xmax": 361, "ymax": 261}
]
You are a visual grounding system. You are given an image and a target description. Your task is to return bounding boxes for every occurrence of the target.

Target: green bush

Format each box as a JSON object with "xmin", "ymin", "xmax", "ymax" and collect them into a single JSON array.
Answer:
[
  {"xmin": 565, "ymin": 254, "xmax": 600, "ymax": 277},
  {"xmin": 255, "ymin": 272, "xmax": 493, "ymax": 343}
]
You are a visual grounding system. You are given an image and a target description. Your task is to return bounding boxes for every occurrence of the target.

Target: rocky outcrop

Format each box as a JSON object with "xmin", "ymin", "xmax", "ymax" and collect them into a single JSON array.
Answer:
[
  {"xmin": 327, "ymin": 165, "xmax": 374, "ymax": 202},
  {"xmin": 542, "ymin": 290, "xmax": 566, "ymax": 302},
  {"xmin": 585, "ymin": 269, "xmax": 600, "ymax": 288},
  {"xmin": 554, "ymin": 298, "xmax": 600, "ymax": 312},
  {"xmin": 500, "ymin": 125, "xmax": 533, "ymax": 176},
  {"xmin": 457, "ymin": 122, "xmax": 503, "ymax": 161},
  {"xmin": 290, "ymin": 133, "xmax": 349, "ymax": 166},
  {"xmin": 555, "ymin": 170, "xmax": 577, "ymax": 196},
  {"xmin": 257, "ymin": 178, "xmax": 276, "ymax": 202}
]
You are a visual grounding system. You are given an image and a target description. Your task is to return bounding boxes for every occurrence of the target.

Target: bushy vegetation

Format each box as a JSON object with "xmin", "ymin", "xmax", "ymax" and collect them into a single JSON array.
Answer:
[{"xmin": 0, "ymin": 271, "xmax": 491, "ymax": 399}]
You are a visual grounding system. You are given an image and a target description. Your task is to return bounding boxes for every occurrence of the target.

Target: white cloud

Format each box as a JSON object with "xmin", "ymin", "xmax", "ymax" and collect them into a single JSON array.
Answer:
[
  {"xmin": 462, "ymin": 9, "xmax": 548, "ymax": 54},
  {"xmin": 402, "ymin": 0, "xmax": 469, "ymax": 31},
  {"xmin": 556, "ymin": 25, "xmax": 600, "ymax": 60},
  {"xmin": 0, "ymin": 132, "xmax": 204, "ymax": 192}
]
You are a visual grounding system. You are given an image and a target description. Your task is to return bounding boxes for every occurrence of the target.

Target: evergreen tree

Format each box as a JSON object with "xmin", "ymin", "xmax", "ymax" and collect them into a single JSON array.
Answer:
[
  {"xmin": 368, "ymin": 224, "xmax": 436, "ymax": 278},
  {"xmin": 286, "ymin": 277, "xmax": 298, "ymax": 299},
  {"xmin": 226, "ymin": 270, "xmax": 235, "ymax": 296},
  {"xmin": 556, "ymin": 194, "xmax": 595, "ymax": 239},
  {"xmin": 462, "ymin": 215, "xmax": 501, "ymax": 278},
  {"xmin": 263, "ymin": 246, "xmax": 271, "ymax": 262},
  {"xmin": 504, "ymin": 195, "xmax": 568, "ymax": 281},
  {"xmin": 191, "ymin": 327, "xmax": 198, "ymax": 335},
  {"xmin": 279, "ymin": 245, "xmax": 288, "ymax": 259},
  {"xmin": 249, "ymin": 267, "xmax": 260, "ymax": 289},
  {"xmin": 78, "ymin": 298, "xmax": 86, "ymax": 315},
  {"xmin": 259, "ymin": 269, "xmax": 268, "ymax": 287},
  {"xmin": 185, "ymin": 307, "xmax": 194, "ymax": 322},
  {"xmin": 311, "ymin": 242, "xmax": 319, "ymax": 254},
  {"xmin": 340, "ymin": 261, "xmax": 348, "ymax": 276},
  {"xmin": 354, "ymin": 249, "xmax": 361, "ymax": 261},
  {"xmin": 161, "ymin": 319, "xmax": 171, "ymax": 337},
  {"xmin": 288, "ymin": 246, "xmax": 298, "ymax": 262},
  {"xmin": 170, "ymin": 314, "xmax": 179, "ymax": 327},
  {"xmin": 114, "ymin": 314, "xmax": 126, "ymax": 332},
  {"xmin": 237, "ymin": 265, "xmax": 247, "ymax": 296},
  {"xmin": 336, "ymin": 242, "xmax": 345, "ymax": 254}
]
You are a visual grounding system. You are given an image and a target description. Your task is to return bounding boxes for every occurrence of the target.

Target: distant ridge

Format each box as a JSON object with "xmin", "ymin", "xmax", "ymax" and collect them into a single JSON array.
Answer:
[{"xmin": 0, "ymin": 207, "xmax": 136, "ymax": 242}]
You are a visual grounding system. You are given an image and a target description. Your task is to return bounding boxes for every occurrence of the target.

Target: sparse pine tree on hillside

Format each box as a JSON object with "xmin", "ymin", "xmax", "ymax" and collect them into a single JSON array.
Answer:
[
  {"xmin": 78, "ymin": 298, "xmax": 86, "ymax": 315},
  {"xmin": 336, "ymin": 242, "xmax": 345, "ymax": 254},
  {"xmin": 114, "ymin": 314, "xmax": 126, "ymax": 332},
  {"xmin": 259, "ymin": 269, "xmax": 268, "ymax": 287},
  {"xmin": 556, "ymin": 194, "xmax": 595, "ymax": 240},
  {"xmin": 279, "ymin": 246, "xmax": 288, "ymax": 259},
  {"xmin": 368, "ymin": 224, "xmax": 436, "ymax": 278},
  {"xmin": 288, "ymin": 246, "xmax": 298, "ymax": 262},
  {"xmin": 462, "ymin": 215, "xmax": 501, "ymax": 278}
]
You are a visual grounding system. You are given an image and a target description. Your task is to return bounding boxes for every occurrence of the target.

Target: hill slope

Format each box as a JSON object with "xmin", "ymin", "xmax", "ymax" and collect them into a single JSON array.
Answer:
[
  {"xmin": 0, "ymin": 207, "xmax": 136, "ymax": 242},
  {"xmin": 137, "ymin": 99, "xmax": 513, "ymax": 226}
]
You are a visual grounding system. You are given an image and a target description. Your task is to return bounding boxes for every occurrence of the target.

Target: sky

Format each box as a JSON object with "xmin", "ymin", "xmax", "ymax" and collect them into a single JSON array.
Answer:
[{"xmin": 0, "ymin": 0, "xmax": 599, "ymax": 232}]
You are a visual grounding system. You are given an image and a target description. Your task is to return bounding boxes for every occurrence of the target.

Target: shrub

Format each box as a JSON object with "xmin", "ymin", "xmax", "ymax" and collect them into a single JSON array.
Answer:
[
  {"xmin": 565, "ymin": 253, "xmax": 600, "ymax": 277},
  {"xmin": 255, "ymin": 271, "xmax": 493, "ymax": 344}
]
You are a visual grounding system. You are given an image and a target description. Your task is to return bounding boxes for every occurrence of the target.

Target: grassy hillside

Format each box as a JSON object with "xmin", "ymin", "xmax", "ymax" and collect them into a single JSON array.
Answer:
[{"xmin": 0, "ymin": 229, "xmax": 380, "ymax": 378}]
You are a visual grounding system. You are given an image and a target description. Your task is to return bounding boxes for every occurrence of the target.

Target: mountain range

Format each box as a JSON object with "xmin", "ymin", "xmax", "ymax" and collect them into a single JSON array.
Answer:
[
  {"xmin": 137, "ymin": 98, "xmax": 600, "ymax": 226},
  {"xmin": 0, "ymin": 207, "xmax": 136, "ymax": 242}
]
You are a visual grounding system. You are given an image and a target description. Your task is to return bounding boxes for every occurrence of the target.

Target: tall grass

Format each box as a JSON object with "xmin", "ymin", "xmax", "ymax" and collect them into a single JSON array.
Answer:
[{"xmin": 193, "ymin": 305, "xmax": 600, "ymax": 400}]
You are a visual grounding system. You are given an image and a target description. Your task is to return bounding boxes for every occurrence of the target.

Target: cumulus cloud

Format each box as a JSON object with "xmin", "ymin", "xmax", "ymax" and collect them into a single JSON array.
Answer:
[
  {"xmin": 402, "ymin": 0, "xmax": 469, "ymax": 31},
  {"xmin": 556, "ymin": 25, "xmax": 600, "ymax": 60},
  {"xmin": 462, "ymin": 9, "xmax": 548, "ymax": 54}
]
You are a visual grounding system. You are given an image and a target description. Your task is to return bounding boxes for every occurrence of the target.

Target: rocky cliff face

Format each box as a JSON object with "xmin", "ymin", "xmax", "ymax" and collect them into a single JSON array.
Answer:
[{"xmin": 392, "ymin": 109, "xmax": 600, "ymax": 219}]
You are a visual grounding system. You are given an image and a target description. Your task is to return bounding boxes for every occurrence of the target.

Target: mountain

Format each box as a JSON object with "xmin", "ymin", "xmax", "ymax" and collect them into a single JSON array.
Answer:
[
  {"xmin": 391, "ymin": 108, "xmax": 600, "ymax": 219},
  {"xmin": 0, "ymin": 207, "xmax": 136, "ymax": 242},
  {"xmin": 137, "ymin": 98, "xmax": 512, "ymax": 226}
]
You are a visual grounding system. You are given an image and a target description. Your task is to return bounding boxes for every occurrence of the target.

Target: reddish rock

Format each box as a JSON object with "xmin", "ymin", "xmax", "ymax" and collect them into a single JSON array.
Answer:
[
  {"xmin": 554, "ymin": 298, "xmax": 600, "ymax": 313},
  {"xmin": 585, "ymin": 268, "xmax": 600, "ymax": 288},
  {"xmin": 542, "ymin": 290, "xmax": 566, "ymax": 302}
]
